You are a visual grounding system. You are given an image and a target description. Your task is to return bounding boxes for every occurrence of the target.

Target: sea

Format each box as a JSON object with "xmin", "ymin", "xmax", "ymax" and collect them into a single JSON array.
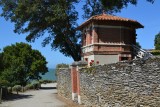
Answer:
[{"xmin": 41, "ymin": 69, "xmax": 57, "ymax": 81}]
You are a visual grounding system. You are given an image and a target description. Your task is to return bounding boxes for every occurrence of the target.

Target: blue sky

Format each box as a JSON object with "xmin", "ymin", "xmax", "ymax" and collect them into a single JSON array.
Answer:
[{"xmin": 0, "ymin": 1, "xmax": 160, "ymax": 68}]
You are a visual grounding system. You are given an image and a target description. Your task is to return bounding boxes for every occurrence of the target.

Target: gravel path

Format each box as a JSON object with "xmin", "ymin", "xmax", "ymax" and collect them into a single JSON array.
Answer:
[{"xmin": 0, "ymin": 83, "xmax": 68, "ymax": 107}]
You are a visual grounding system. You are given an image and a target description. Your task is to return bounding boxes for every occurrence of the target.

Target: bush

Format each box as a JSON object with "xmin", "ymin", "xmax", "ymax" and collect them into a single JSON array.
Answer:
[
  {"xmin": 25, "ymin": 84, "xmax": 34, "ymax": 90},
  {"xmin": 7, "ymin": 87, "xmax": 12, "ymax": 94},
  {"xmin": 151, "ymin": 50, "xmax": 160, "ymax": 55},
  {"xmin": 0, "ymin": 79, "xmax": 9, "ymax": 87},
  {"xmin": 56, "ymin": 63, "xmax": 69, "ymax": 69},
  {"xmin": 24, "ymin": 82, "xmax": 40, "ymax": 90},
  {"xmin": 12, "ymin": 85, "xmax": 22, "ymax": 94},
  {"xmin": 32, "ymin": 81, "xmax": 40, "ymax": 90},
  {"xmin": 39, "ymin": 80, "xmax": 56, "ymax": 84}
]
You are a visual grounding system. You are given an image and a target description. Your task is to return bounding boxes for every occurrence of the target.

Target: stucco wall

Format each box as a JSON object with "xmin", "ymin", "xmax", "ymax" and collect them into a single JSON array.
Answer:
[
  {"xmin": 79, "ymin": 57, "xmax": 160, "ymax": 107},
  {"xmin": 94, "ymin": 55, "xmax": 119, "ymax": 65},
  {"xmin": 84, "ymin": 54, "xmax": 119, "ymax": 65}
]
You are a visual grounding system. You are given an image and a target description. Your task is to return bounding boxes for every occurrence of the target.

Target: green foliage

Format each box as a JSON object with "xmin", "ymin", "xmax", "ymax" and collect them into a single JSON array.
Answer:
[
  {"xmin": 39, "ymin": 80, "xmax": 56, "ymax": 84},
  {"xmin": 7, "ymin": 87, "xmax": 12, "ymax": 93},
  {"xmin": 0, "ymin": 78, "xmax": 9, "ymax": 87},
  {"xmin": 56, "ymin": 63, "xmax": 69, "ymax": 69},
  {"xmin": 25, "ymin": 84, "xmax": 34, "ymax": 90},
  {"xmin": 83, "ymin": 0, "xmax": 155, "ymax": 18},
  {"xmin": 154, "ymin": 32, "xmax": 160, "ymax": 50},
  {"xmin": 0, "ymin": 53, "xmax": 3, "ymax": 72},
  {"xmin": 101, "ymin": 0, "xmax": 155, "ymax": 14},
  {"xmin": 151, "ymin": 50, "xmax": 160, "ymax": 55},
  {"xmin": 136, "ymin": 42, "xmax": 141, "ymax": 49},
  {"xmin": 24, "ymin": 81, "xmax": 41, "ymax": 91},
  {"xmin": 32, "ymin": 81, "xmax": 41, "ymax": 89},
  {"xmin": 0, "ymin": 0, "xmax": 81, "ymax": 61},
  {"xmin": 82, "ymin": 0, "xmax": 103, "ymax": 19},
  {"xmin": 0, "ymin": 0, "xmax": 155, "ymax": 61},
  {"xmin": 12, "ymin": 85, "xmax": 22, "ymax": 94},
  {"xmin": 0, "ymin": 42, "xmax": 48, "ymax": 86}
]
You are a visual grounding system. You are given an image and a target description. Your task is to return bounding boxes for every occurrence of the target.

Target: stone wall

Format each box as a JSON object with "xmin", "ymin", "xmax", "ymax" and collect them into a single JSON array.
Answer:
[
  {"xmin": 57, "ymin": 68, "xmax": 72, "ymax": 99},
  {"xmin": 79, "ymin": 57, "xmax": 160, "ymax": 107}
]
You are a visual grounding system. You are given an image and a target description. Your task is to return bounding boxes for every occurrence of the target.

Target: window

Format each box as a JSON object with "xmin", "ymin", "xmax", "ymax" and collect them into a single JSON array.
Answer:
[{"xmin": 121, "ymin": 57, "xmax": 128, "ymax": 61}]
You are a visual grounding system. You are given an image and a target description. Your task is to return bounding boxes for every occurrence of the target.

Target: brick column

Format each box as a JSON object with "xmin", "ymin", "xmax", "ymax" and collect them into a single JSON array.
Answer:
[
  {"xmin": 77, "ymin": 61, "xmax": 87, "ymax": 104},
  {"xmin": 70, "ymin": 62, "xmax": 78, "ymax": 101}
]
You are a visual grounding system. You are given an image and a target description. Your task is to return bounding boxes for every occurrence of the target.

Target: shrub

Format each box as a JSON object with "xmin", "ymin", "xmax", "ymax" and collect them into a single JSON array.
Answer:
[
  {"xmin": 39, "ymin": 80, "xmax": 56, "ymax": 84},
  {"xmin": 56, "ymin": 63, "xmax": 69, "ymax": 69},
  {"xmin": 32, "ymin": 81, "xmax": 40, "ymax": 90},
  {"xmin": 0, "ymin": 79, "xmax": 9, "ymax": 87},
  {"xmin": 12, "ymin": 85, "xmax": 22, "ymax": 94},
  {"xmin": 151, "ymin": 50, "xmax": 160, "ymax": 55},
  {"xmin": 25, "ymin": 84, "xmax": 34, "ymax": 90},
  {"xmin": 23, "ymin": 86, "xmax": 28, "ymax": 92},
  {"xmin": 7, "ymin": 87, "xmax": 12, "ymax": 94}
]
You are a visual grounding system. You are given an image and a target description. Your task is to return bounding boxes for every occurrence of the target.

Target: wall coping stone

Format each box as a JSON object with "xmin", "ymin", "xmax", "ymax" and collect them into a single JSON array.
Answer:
[
  {"xmin": 58, "ymin": 68, "xmax": 70, "ymax": 70},
  {"xmin": 77, "ymin": 61, "xmax": 88, "ymax": 67},
  {"xmin": 71, "ymin": 61, "xmax": 88, "ymax": 67},
  {"xmin": 71, "ymin": 61, "xmax": 79, "ymax": 67}
]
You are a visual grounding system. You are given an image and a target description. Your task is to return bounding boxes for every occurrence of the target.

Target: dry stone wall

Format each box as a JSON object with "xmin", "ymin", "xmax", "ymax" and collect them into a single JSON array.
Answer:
[
  {"xmin": 57, "ymin": 68, "xmax": 72, "ymax": 99},
  {"xmin": 79, "ymin": 57, "xmax": 160, "ymax": 107}
]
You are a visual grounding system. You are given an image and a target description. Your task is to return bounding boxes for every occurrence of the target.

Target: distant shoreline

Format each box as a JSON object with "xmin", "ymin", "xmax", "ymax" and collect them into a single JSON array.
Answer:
[{"xmin": 41, "ymin": 69, "xmax": 57, "ymax": 81}]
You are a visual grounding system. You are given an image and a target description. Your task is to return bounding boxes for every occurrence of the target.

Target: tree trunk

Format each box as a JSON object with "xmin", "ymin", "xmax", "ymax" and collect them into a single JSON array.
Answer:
[{"xmin": 0, "ymin": 88, "xmax": 2, "ymax": 103}]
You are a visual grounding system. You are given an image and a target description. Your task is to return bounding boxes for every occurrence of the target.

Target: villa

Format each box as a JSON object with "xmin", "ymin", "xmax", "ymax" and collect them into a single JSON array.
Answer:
[{"xmin": 77, "ymin": 13, "xmax": 144, "ymax": 65}]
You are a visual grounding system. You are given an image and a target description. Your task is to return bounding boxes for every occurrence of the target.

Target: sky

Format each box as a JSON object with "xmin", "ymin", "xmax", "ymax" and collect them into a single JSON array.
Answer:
[{"xmin": 0, "ymin": 1, "xmax": 160, "ymax": 68}]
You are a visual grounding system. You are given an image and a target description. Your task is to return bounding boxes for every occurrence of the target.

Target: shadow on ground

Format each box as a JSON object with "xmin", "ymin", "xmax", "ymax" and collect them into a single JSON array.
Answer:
[
  {"xmin": 4, "ymin": 93, "xmax": 33, "ymax": 101},
  {"xmin": 40, "ymin": 87, "xmax": 57, "ymax": 90}
]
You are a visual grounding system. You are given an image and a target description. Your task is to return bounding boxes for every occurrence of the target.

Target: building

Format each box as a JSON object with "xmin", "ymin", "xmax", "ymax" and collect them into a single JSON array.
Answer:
[{"xmin": 77, "ymin": 13, "xmax": 144, "ymax": 65}]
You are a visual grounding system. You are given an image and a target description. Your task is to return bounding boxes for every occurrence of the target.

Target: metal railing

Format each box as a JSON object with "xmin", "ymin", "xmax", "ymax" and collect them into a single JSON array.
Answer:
[{"xmin": 132, "ymin": 44, "xmax": 153, "ymax": 60}]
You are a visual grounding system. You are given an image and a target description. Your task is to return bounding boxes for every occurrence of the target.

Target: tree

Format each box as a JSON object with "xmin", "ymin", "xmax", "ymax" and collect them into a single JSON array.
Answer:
[
  {"xmin": 154, "ymin": 32, "xmax": 160, "ymax": 50},
  {"xmin": 100, "ymin": 0, "xmax": 155, "ymax": 14},
  {"xmin": 0, "ymin": 42, "xmax": 48, "ymax": 86},
  {"xmin": 0, "ymin": 52, "xmax": 3, "ymax": 73},
  {"xmin": 82, "ymin": 0, "xmax": 155, "ymax": 18},
  {"xmin": 0, "ymin": 0, "xmax": 155, "ymax": 61},
  {"xmin": 136, "ymin": 42, "xmax": 141, "ymax": 49},
  {"xmin": 0, "ymin": 0, "xmax": 81, "ymax": 61}
]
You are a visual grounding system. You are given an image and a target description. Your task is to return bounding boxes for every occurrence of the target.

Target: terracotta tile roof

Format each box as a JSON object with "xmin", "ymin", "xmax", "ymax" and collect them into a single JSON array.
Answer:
[{"xmin": 77, "ymin": 13, "xmax": 144, "ymax": 29}]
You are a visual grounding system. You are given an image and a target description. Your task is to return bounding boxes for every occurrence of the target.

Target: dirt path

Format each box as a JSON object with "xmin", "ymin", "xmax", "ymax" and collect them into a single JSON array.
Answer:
[{"xmin": 0, "ymin": 83, "xmax": 69, "ymax": 107}]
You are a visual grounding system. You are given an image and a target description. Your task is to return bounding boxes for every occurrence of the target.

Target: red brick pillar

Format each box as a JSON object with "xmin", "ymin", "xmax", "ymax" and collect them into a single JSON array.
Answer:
[
  {"xmin": 77, "ymin": 61, "xmax": 87, "ymax": 104},
  {"xmin": 71, "ymin": 62, "xmax": 78, "ymax": 101}
]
